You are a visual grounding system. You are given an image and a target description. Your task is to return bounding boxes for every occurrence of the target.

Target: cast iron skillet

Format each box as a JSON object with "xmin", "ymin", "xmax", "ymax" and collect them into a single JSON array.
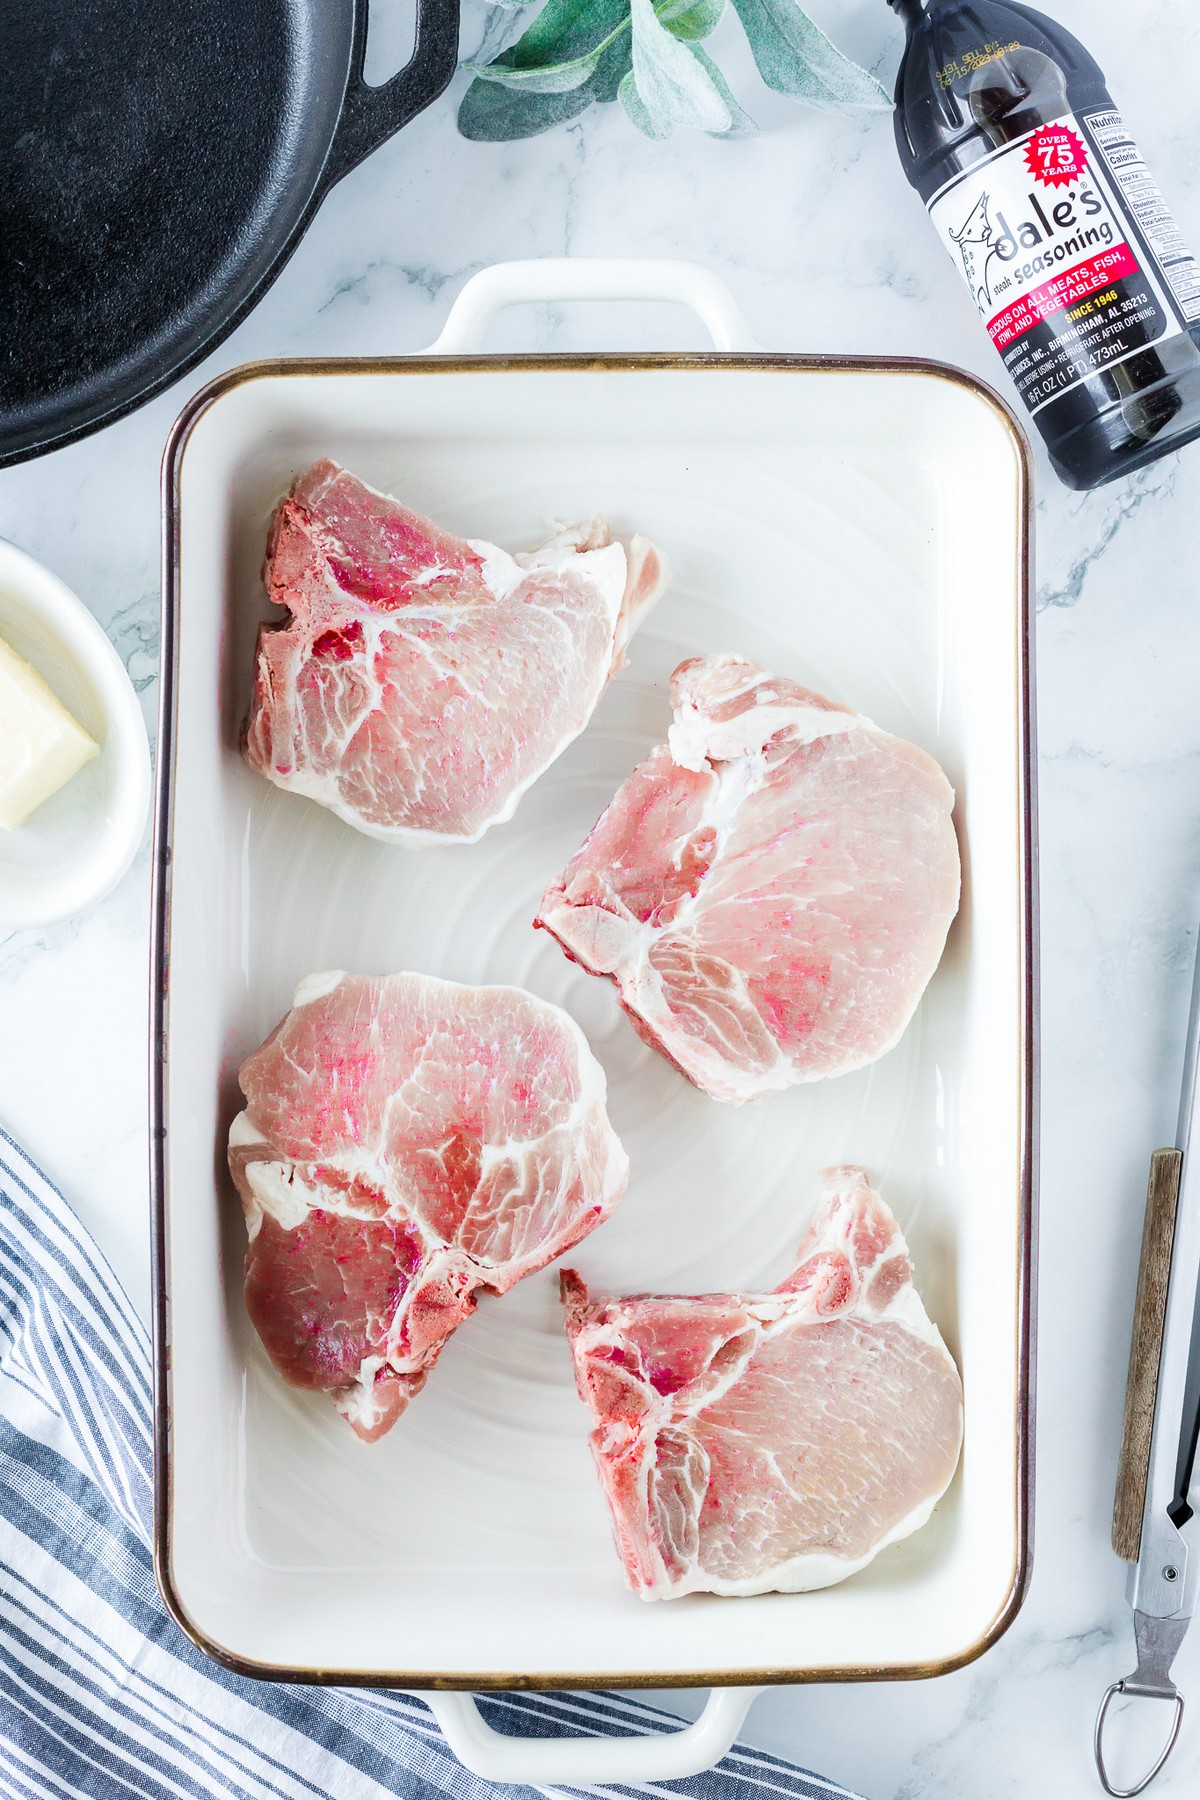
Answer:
[{"xmin": 0, "ymin": 0, "xmax": 459, "ymax": 468}]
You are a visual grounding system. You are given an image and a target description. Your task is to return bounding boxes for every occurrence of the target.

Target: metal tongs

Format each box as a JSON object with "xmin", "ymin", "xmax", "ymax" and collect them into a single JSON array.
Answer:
[{"xmin": 1096, "ymin": 937, "xmax": 1200, "ymax": 1794}]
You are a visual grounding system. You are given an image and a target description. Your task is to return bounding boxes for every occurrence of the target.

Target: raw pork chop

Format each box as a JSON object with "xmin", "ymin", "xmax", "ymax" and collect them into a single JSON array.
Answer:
[
  {"xmin": 243, "ymin": 460, "xmax": 667, "ymax": 844},
  {"xmin": 562, "ymin": 1167, "xmax": 963, "ymax": 1599},
  {"xmin": 537, "ymin": 654, "xmax": 960, "ymax": 1103},
  {"xmin": 229, "ymin": 971, "xmax": 628, "ymax": 1441}
]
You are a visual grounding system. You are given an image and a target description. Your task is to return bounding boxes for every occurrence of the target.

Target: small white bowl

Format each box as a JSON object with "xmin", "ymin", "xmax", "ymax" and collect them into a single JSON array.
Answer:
[{"xmin": 0, "ymin": 539, "xmax": 151, "ymax": 930}]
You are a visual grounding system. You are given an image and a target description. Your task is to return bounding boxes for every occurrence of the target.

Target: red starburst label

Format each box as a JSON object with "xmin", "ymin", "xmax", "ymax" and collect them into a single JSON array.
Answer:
[{"xmin": 1024, "ymin": 124, "xmax": 1089, "ymax": 188}]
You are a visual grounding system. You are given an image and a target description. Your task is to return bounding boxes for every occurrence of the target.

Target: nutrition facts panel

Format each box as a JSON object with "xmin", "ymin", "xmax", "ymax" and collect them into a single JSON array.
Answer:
[{"xmin": 1086, "ymin": 109, "xmax": 1200, "ymax": 322}]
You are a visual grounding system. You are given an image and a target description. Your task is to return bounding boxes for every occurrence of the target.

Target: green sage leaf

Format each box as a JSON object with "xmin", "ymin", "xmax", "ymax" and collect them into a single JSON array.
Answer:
[
  {"xmin": 463, "ymin": 46, "xmax": 607, "ymax": 94},
  {"xmin": 458, "ymin": 16, "xmax": 633, "ymax": 140},
  {"xmin": 689, "ymin": 44, "xmax": 756, "ymax": 136},
  {"xmin": 621, "ymin": 37, "xmax": 752, "ymax": 139},
  {"xmin": 514, "ymin": 0, "xmax": 631, "ymax": 64},
  {"xmin": 658, "ymin": 0, "xmax": 727, "ymax": 40},
  {"xmin": 730, "ymin": 0, "xmax": 890, "ymax": 108},
  {"xmin": 629, "ymin": 0, "xmax": 732, "ymax": 132},
  {"xmin": 618, "ymin": 67, "xmax": 672, "ymax": 138}
]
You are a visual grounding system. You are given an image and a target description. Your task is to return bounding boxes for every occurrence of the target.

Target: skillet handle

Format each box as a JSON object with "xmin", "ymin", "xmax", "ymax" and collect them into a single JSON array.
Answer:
[
  {"xmin": 420, "ymin": 1687, "xmax": 763, "ymax": 1784},
  {"xmin": 322, "ymin": 0, "xmax": 460, "ymax": 188},
  {"xmin": 427, "ymin": 258, "xmax": 761, "ymax": 353}
]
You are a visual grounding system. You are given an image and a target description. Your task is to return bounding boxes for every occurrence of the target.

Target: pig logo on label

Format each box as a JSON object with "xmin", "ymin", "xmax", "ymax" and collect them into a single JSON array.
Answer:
[{"xmin": 948, "ymin": 191, "xmax": 998, "ymax": 316}]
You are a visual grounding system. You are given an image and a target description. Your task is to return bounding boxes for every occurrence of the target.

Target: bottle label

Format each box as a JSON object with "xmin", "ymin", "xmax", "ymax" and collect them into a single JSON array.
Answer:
[
  {"xmin": 1084, "ymin": 110, "xmax": 1200, "ymax": 324},
  {"xmin": 927, "ymin": 111, "xmax": 1198, "ymax": 416}
]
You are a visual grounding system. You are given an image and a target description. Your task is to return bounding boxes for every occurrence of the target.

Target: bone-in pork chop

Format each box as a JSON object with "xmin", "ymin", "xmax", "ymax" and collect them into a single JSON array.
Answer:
[
  {"xmin": 243, "ymin": 460, "xmax": 666, "ymax": 844},
  {"xmin": 562, "ymin": 1167, "xmax": 963, "ymax": 1599},
  {"xmin": 229, "ymin": 971, "xmax": 629, "ymax": 1441},
  {"xmin": 537, "ymin": 654, "xmax": 960, "ymax": 1103}
]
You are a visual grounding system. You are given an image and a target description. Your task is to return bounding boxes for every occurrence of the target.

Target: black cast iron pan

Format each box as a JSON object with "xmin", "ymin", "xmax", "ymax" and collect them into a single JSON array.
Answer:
[{"xmin": 0, "ymin": 0, "xmax": 459, "ymax": 468}]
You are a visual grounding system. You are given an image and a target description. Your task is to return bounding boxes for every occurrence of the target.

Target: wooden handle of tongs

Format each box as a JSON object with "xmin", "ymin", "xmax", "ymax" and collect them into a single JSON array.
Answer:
[{"xmin": 1112, "ymin": 1148, "xmax": 1184, "ymax": 1561}]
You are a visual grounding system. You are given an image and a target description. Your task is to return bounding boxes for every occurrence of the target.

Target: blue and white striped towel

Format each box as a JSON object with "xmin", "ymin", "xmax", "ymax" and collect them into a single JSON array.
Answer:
[{"xmin": 0, "ymin": 1124, "xmax": 865, "ymax": 1800}]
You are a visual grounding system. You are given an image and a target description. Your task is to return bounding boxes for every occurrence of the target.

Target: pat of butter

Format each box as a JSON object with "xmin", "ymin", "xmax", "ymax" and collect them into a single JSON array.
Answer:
[{"xmin": 0, "ymin": 634, "xmax": 99, "ymax": 830}]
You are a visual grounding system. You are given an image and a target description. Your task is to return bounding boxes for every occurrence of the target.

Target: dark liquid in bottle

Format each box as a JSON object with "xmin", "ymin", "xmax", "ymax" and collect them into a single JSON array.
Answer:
[{"xmin": 890, "ymin": 0, "xmax": 1200, "ymax": 488}]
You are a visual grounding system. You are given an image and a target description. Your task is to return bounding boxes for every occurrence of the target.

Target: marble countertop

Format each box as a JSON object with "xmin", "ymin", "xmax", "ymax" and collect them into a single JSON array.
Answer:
[{"xmin": 3, "ymin": 1, "xmax": 1200, "ymax": 1794}]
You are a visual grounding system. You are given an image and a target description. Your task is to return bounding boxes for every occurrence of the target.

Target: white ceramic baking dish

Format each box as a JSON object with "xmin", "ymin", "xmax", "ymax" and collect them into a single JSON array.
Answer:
[{"xmin": 153, "ymin": 260, "xmax": 1036, "ymax": 1785}]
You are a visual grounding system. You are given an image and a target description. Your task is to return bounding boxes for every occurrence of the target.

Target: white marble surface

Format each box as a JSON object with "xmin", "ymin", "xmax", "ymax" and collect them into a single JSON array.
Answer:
[{"xmin": 3, "ymin": 1, "xmax": 1200, "ymax": 1794}]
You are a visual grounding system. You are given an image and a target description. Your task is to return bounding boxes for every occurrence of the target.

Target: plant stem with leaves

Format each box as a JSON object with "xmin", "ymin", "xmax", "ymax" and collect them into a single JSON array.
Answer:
[{"xmin": 458, "ymin": 0, "xmax": 890, "ymax": 140}]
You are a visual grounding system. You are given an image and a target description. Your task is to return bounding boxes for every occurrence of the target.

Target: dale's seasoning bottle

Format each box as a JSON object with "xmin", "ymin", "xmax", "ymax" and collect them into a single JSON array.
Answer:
[{"xmin": 889, "ymin": 0, "xmax": 1200, "ymax": 488}]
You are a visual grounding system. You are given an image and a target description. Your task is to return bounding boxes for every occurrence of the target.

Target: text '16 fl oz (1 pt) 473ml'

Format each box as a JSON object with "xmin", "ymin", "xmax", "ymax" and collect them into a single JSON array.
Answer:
[{"xmin": 888, "ymin": 0, "xmax": 1200, "ymax": 489}]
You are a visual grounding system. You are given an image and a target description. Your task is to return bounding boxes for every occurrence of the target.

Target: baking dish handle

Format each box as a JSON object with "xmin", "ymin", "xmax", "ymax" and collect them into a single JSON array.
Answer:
[
  {"xmin": 426, "ymin": 258, "xmax": 760, "ymax": 354},
  {"xmin": 420, "ymin": 1686, "xmax": 763, "ymax": 1784}
]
